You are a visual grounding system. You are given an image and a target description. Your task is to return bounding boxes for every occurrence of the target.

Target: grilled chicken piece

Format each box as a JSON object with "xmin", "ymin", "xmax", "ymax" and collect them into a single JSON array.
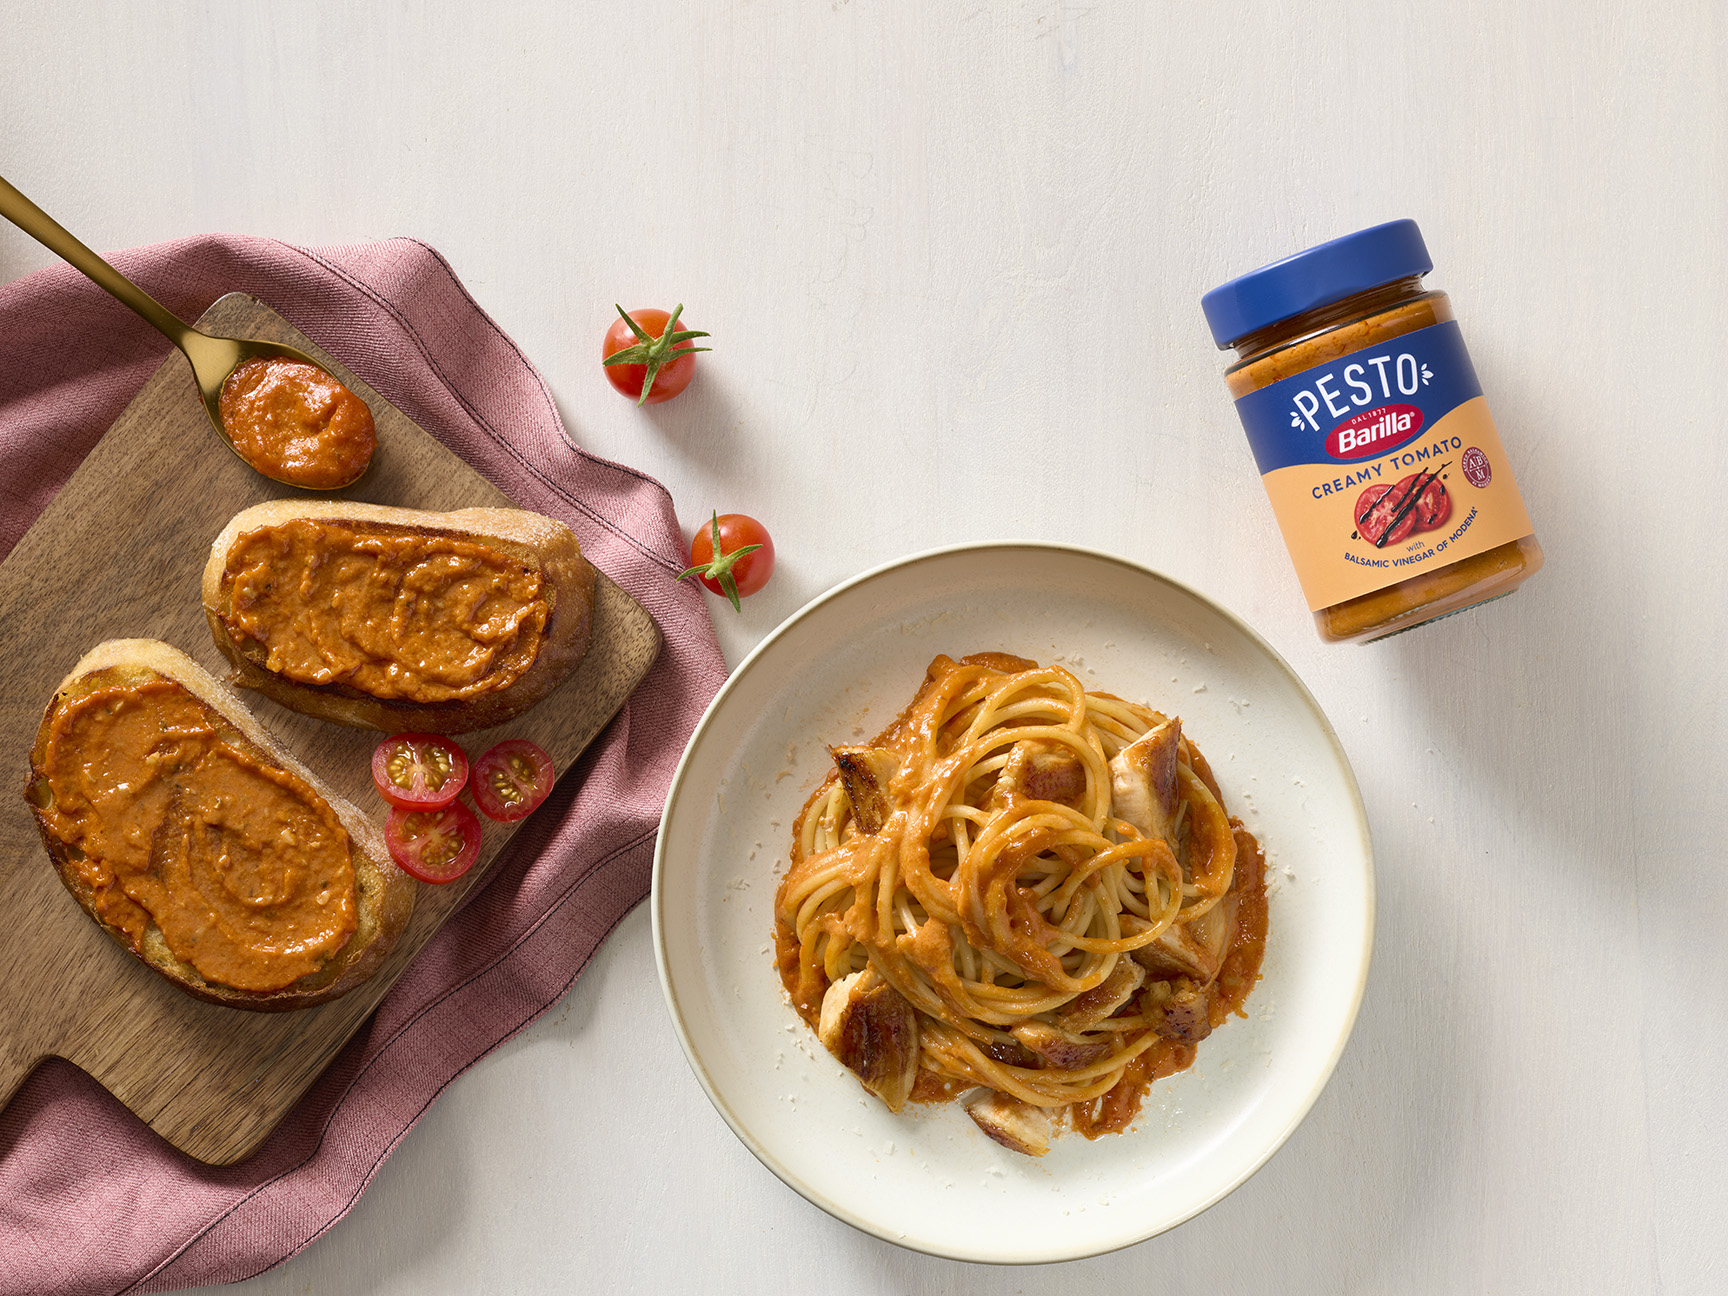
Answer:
[
  {"xmin": 1122, "ymin": 900, "xmax": 1234, "ymax": 987},
  {"xmin": 1189, "ymin": 896, "xmax": 1234, "ymax": 973},
  {"xmin": 990, "ymin": 743, "xmax": 1087, "ymax": 813},
  {"xmin": 1021, "ymin": 746, "xmax": 1087, "ymax": 805},
  {"xmin": 982, "ymin": 1035, "xmax": 1043, "ymax": 1069},
  {"xmin": 1149, "ymin": 979, "xmax": 1213, "ymax": 1045},
  {"xmin": 964, "ymin": 1090, "xmax": 1051, "ymax": 1157},
  {"xmin": 1056, "ymin": 957, "xmax": 1146, "ymax": 1032},
  {"xmin": 1011, "ymin": 1020, "xmax": 1112, "ymax": 1069},
  {"xmin": 1109, "ymin": 718, "xmax": 1181, "ymax": 843},
  {"xmin": 817, "ymin": 968, "xmax": 920, "ymax": 1112},
  {"xmin": 832, "ymin": 746, "xmax": 900, "ymax": 833},
  {"xmin": 1130, "ymin": 918, "xmax": 1221, "ymax": 984}
]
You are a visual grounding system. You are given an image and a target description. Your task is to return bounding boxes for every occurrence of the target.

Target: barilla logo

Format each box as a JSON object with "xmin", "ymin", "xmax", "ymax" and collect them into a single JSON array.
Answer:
[{"xmin": 1325, "ymin": 404, "xmax": 1424, "ymax": 459}]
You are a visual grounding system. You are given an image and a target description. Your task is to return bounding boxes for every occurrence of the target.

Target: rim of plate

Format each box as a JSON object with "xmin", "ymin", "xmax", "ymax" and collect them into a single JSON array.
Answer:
[{"xmin": 651, "ymin": 540, "xmax": 1375, "ymax": 1264}]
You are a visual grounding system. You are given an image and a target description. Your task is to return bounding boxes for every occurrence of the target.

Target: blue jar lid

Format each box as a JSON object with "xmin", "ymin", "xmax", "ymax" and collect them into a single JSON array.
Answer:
[{"xmin": 1201, "ymin": 219, "xmax": 1433, "ymax": 348}]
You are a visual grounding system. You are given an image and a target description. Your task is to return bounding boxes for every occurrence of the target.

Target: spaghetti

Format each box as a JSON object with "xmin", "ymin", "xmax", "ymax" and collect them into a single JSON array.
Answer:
[{"xmin": 773, "ymin": 653, "xmax": 1268, "ymax": 1155}]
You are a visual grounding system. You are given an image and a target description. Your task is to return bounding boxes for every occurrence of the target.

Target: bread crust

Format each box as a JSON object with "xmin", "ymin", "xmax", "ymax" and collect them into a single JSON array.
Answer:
[
  {"xmin": 202, "ymin": 500, "xmax": 595, "ymax": 734},
  {"xmin": 24, "ymin": 639, "xmax": 417, "ymax": 1012}
]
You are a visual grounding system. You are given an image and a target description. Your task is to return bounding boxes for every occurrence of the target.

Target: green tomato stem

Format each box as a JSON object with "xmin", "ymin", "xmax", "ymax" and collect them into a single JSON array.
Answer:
[
  {"xmin": 678, "ymin": 511, "xmax": 763, "ymax": 612},
  {"xmin": 605, "ymin": 304, "xmax": 714, "ymax": 406}
]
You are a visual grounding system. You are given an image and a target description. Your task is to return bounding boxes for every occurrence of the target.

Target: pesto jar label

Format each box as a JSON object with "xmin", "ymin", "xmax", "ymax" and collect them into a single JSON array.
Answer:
[{"xmin": 1232, "ymin": 321, "xmax": 1535, "ymax": 611}]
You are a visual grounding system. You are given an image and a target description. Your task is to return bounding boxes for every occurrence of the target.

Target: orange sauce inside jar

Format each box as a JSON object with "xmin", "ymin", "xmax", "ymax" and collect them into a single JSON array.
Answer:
[
  {"xmin": 1225, "ymin": 282, "xmax": 1543, "ymax": 642},
  {"xmin": 1204, "ymin": 221, "xmax": 1542, "ymax": 643},
  {"xmin": 218, "ymin": 356, "xmax": 376, "ymax": 489}
]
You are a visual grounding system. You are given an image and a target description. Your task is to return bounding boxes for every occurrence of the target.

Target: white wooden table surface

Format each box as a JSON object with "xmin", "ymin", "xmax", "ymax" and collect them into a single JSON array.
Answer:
[{"xmin": 4, "ymin": 4, "xmax": 1723, "ymax": 1293}]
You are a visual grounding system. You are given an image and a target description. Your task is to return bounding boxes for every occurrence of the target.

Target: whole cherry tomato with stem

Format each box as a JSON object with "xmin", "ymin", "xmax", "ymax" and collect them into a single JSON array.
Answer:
[
  {"xmin": 681, "ymin": 512, "xmax": 774, "ymax": 611},
  {"xmin": 601, "ymin": 305, "xmax": 711, "ymax": 406}
]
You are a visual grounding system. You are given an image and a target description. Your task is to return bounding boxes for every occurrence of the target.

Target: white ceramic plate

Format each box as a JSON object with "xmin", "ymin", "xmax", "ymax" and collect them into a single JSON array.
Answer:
[{"xmin": 652, "ymin": 543, "xmax": 1373, "ymax": 1263}]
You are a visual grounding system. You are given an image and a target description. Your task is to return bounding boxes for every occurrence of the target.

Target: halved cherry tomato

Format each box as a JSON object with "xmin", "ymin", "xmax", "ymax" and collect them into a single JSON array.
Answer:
[
  {"xmin": 472, "ymin": 739, "xmax": 555, "ymax": 822},
  {"xmin": 371, "ymin": 733, "xmax": 469, "ymax": 810},
  {"xmin": 1356, "ymin": 473, "xmax": 1452, "ymax": 546},
  {"xmin": 681, "ymin": 512, "xmax": 774, "ymax": 611},
  {"xmin": 601, "ymin": 306, "xmax": 711, "ymax": 406},
  {"xmin": 386, "ymin": 801, "xmax": 483, "ymax": 884}
]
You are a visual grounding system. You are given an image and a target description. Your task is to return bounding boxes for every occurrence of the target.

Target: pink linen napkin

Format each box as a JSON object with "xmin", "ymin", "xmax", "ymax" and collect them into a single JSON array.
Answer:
[{"xmin": 0, "ymin": 235, "xmax": 725, "ymax": 1295}]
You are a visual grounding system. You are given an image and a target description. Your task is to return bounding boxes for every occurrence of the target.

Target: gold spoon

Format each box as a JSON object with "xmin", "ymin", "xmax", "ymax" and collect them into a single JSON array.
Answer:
[{"xmin": 0, "ymin": 171, "xmax": 369, "ymax": 490}]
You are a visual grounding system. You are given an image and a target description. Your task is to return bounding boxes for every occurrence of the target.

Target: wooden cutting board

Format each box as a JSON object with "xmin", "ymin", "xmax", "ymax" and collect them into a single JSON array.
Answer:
[{"xmin": 0, "ymin": 294, "xmax": 661, "ymax": 1165}]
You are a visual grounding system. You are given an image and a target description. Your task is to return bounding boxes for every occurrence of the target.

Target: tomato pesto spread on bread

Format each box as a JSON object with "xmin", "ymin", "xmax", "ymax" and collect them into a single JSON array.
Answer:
[
  {"xmin": 223, "ymin": 520, "xmax": 549, "ymax": 703},
  {"xmin": 203, "ymin": 501, "xmax": 596, "ymax": 734},
  {"xmin": 24, "ymin": 640, "xmax": 414, "ymax": 1010}
]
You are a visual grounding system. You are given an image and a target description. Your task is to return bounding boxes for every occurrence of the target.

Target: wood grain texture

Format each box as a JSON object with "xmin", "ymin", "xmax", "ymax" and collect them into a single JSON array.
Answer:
[{"xmin": 0, "ymin": 294, "xmax": 660, "ymax": 1164}]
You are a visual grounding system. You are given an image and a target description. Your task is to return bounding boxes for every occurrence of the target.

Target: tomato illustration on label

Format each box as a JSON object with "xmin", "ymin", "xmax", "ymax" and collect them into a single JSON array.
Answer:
[
  {"xmin": 1355, "ymin": 482, "xmax": 1417, "ymax": 546},
  {"xmin": 1354, "ymin": 469, "xmax": 1451, "ymax": 547},
  {"xmin": 1408, "ymin": 472, "xmax": 1450, "ymax": 529}
]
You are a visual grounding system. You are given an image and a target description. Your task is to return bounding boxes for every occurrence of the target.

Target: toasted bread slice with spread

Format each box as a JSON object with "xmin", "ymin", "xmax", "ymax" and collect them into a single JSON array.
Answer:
[
  {"xmin": 203, "ymin": 500, "xmax": 595, "ymax": 733},
  {"xmin": 24, "ymin": 639, "xmax": 416, "ymax": 1012}
]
